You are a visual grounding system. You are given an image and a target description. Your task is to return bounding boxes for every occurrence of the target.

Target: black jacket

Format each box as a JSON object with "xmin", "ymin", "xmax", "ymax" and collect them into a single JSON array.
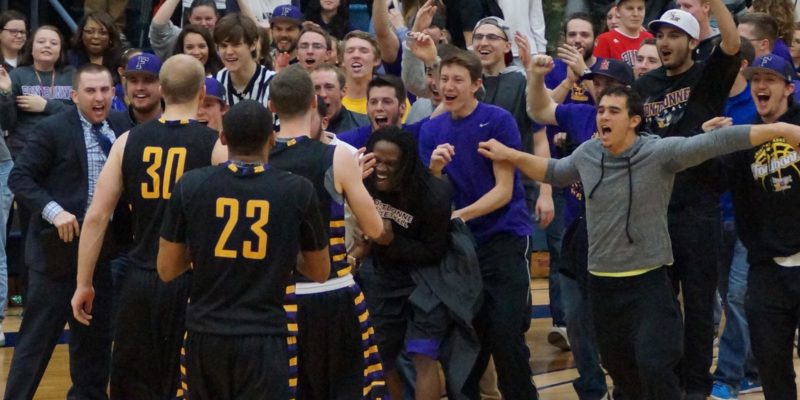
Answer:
[
  {"xmin": 9, "ymin": 107, "xmax": 133, "ymax": 278},
  {"xmin": 327, "ymin": 107, "xmax": 370, "ymax": 134}
]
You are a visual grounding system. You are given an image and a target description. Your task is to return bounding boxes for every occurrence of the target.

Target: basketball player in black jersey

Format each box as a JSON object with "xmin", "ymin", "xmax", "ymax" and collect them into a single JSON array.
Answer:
[
  {"xmin": 267, "ymin": 65, "xmax": 385, "ymax": 400},
  {"xmin": 70, "ymin": 54, "xmax": 226, "ymax": 399},
  {"xmin": 157, "ymin": 100, "xmax": 331, "ymax": 400}
]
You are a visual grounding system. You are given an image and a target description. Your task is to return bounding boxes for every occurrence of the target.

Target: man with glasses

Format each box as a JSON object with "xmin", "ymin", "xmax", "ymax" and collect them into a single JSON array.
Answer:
[{"xmin": 297, "ymin": 26, "xmax": 333, "ymax": 72}]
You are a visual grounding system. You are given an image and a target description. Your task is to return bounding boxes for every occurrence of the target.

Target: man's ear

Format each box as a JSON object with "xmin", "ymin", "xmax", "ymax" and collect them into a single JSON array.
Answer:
[{"xmin": 268, "ymin": 99, "xmax": 277, "ymax": 113}]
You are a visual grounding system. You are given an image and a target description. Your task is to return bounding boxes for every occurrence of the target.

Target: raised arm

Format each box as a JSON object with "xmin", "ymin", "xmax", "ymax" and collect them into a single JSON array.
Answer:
[
  {"xmin": 526, "ymin": 55, "xmax": 559, "ymax": 126},
  {"xmin": 402, "ymin": 32, "xmax": 437, "ymax": 97},
  {"xmin": 335, "ymin": 146, "xmax": 383, "ymax": 239},
  {"xmin": 711, "ymin": 0, "xmax": 740, "ymax": 55},
  {"xmin": 71, "ymin": 133, "xmax": 127, "ymax": 325},
  {"xmin": 153, "ymin": 0, "xmax": 180, "ymax": 26},
  {"xmin": 372, "ymin": 0, "xmax": 401, "ymax": 64}
]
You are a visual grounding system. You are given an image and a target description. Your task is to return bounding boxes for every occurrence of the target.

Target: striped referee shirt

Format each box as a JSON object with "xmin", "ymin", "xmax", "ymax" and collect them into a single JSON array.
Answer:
[{"xmin": 215, "ymin": 64, "xmax": 276, "ymax": 108}]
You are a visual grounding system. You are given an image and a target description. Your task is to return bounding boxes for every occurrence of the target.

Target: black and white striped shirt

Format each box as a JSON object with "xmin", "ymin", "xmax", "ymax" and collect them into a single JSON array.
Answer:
[{"xmin": 215, "ymin": 64, "xmax": 276, "ymax": 108}]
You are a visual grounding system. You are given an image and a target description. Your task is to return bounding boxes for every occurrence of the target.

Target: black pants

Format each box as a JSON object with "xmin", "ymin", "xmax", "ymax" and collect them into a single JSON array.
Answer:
[
  {"xmin": 590, "ymin": 267, "xmax": 683, "ymax": 400},
  {"xmin": 110, "ymin": 266, "xmax": 190, "ymax": 400},
  {"xmin": 185, "ymin": 332, "xmax": 290, "ymax": 400},
  {"xmin": 4, "ymin": 266, "xmax": 112, "ymax": 400},
  {"xmin": 746, "ymin": 262, "xmax": 800, "ymax": 400},
  {"xmin": 667, "ymin": 206, "xmax": 720, "ymax": 396},
  {"xmin": 463, "ymin": 234, "xmax": 537, "ymax": 400}
]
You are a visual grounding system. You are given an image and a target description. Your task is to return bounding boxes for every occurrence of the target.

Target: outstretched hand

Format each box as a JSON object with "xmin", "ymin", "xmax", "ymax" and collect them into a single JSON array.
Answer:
[
  {"xmin": 477, "ymin": 139, "xmax": 517, "ymax": 162},
  {"xmin": 702, "ymin": 116, "xmax": 733, "ymax": 132}
]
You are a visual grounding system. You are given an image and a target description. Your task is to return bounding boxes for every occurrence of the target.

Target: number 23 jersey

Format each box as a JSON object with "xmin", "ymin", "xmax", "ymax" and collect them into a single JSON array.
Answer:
[{"xmin": 122, "ymin": 118, "xmax": 218, "ymax": 270}]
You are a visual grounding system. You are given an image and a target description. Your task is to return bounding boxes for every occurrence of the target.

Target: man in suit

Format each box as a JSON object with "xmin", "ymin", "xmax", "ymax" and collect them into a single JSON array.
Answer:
[{"xmin": 4, "ymin": 63, "xmax": 132, "ymax": 400}]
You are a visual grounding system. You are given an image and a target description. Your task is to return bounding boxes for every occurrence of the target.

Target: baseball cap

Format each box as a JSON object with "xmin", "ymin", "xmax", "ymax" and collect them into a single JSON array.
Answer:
[
  {"xmin": 270, "ymin": 5, "xmax": 303, "ymax": 26},
  {"xmin": 205, "ymin": 77, "xmax": 225, "ymax": 102},
  {"xmin": 648, "ymin": 9, "xmax": 700, "ymax": 40},
  {"xmin": 743, "ymin": 54, "xmax": 795, "ymax": 83},
  {"xmin": 124, "ymin": 53, "xmax": 162, "ymax": 77},
  {"xmin": 583, "ymin": 58, "xmax": 635, "ymax": 85},
  {"xmin": 473, "ymin": 16, "xmax": 511, "ymax": 40}
]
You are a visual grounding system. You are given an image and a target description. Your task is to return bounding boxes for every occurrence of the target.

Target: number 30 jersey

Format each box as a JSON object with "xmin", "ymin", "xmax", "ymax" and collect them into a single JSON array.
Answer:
[
  {"xmin": 122, "ymin": 119, "xmax": 218, "ymax": 270},
  {"xmin": 160, "ymin": 164, "xmax": 328, "ymax": 335}
]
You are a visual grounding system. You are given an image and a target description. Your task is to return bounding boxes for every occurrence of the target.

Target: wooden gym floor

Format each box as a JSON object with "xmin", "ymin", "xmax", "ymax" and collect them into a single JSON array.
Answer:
[{"xmin": 0, "ymin": 278, "xmax": 794, "ymax": 399}]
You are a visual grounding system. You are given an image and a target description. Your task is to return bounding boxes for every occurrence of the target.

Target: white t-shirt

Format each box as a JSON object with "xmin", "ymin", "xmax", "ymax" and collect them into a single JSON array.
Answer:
[{"xmin": 243, "ymin": 0, "xmax": 288, "ymax": 23}]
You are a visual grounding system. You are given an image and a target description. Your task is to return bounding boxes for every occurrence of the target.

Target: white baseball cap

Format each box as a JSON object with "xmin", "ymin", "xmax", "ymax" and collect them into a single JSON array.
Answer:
[{"xmin": 648, "ymin": 9, "xmax": 700, "ymax": 40}]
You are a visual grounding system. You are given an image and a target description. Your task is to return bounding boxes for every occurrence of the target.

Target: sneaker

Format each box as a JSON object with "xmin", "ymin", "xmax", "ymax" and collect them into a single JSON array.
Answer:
[
  {"xmin": 739, "ymin": 378, "xmax": 762, "ymax": 394},
  {"xmin": 547, "ymin": 325, "xmax": 570, "ymax": 351},
  {"xmin": 0, "ymin": 324, "xmax": 5, "ymax": 347},
  {"xmin": 710, "ymin": 382, "xmax": 736, "ymax": 400}
]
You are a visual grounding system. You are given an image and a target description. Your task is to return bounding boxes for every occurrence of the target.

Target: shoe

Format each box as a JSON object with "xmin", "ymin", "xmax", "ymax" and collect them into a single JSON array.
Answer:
[
  {"xmin": 0, "ymin": 323, "xmax": 5, "ymax": 347},
  {"xmin": 10, "ymin": 295, "xmax": 21, "ymax": 307},
  {"xmin": 739, "ymin": 378, "xmax": 762, "ymax": 394},
  {"xmin": 710, "ymin": 382, "xmax": 736, "ymax": 400},
  {"xmin": 547, "ymin": 325, "xmax": 570, "ymax": 351}
]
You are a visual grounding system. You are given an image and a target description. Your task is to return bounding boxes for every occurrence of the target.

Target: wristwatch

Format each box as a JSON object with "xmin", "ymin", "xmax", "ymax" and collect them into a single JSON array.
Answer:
[{"xmin": 580, "ymin": 68, "xmax": 592, "ymax": 78}]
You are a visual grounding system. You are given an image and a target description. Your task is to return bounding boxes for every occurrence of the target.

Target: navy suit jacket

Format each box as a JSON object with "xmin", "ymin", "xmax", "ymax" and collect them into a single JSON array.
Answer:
[{"xmin": 9, "ymin": 107, "xmax": 133, "ymax": 278}]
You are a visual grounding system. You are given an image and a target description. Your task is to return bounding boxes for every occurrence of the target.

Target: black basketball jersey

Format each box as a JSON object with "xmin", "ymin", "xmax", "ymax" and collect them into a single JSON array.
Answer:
[
  {"xmin": 270, "ymin": 136, "xmax": 351, "ymax": 281},
  {"xmin": 160, "ymin": 163, "xmax": 328, "ymax": 335},
  {"xmin": 121, "ymin": 118, "xmax": 218, "ymax": 270}
]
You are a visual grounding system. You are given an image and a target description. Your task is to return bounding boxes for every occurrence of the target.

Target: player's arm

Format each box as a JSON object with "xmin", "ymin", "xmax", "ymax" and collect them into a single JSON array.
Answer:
[
  {"xmin": 335, "ymin": 146, "xmax": 383, "ymax": 239},
  {"xmin": 451, "ymin": 158, "xmax": 513, "ymax": 222},
  {"xmin": 297, "ymin": 248, "xmax": 330, "ymax": 283},
  {"xmin": 296, "ymin": 180, "xmax": 332, "ymax": 283},
  {"xmin": 526, "ymin": 55, "xmax": 558, "ymax": 126},
  {"xmin": 211, "ymin": 138, "xmax": 227, "ymax": 165},
  {"xmin": 72, "ymin": 133, "xmax": 128, "ymax": 326},
  {"xmin": 157, "ymin": 239, "xmax": 191, "ymax": 282}
]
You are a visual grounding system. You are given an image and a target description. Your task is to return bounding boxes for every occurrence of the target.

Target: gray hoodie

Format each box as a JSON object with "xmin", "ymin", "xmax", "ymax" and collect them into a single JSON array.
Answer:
[{"xmin": 544, "ymin": 125, "xmax": 752, "ymax": 273}]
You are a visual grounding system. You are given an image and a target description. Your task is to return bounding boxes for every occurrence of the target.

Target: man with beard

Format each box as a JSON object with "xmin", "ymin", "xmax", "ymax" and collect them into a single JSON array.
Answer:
[
  {"xmin": 310, "ymin": 63, "xmax": 370, "ymax": 134},
  {"xmin": 270, "ymin": 5, "xmax": 302, "ymax": 70},
  {"xmin": 546, "ymin": 13, "xmax": 600, "ymax": 107},
  {"xmin": 339, "ymin": 74, "xmax": 426, "ymax": 150},
  {"xmin": 298, "ymin": 25, "xmax": 333, "ymax": 72},
  {"xmin": 122, "ymin": 53, "xmax": 163, "ymax": 125},
  {"xmin": 632, "ymin": 3, "xmax": 741, "ymax": 398},
  {"xmin": 214, "ymin": 13, "xmax": 276, "ymax": 108}
]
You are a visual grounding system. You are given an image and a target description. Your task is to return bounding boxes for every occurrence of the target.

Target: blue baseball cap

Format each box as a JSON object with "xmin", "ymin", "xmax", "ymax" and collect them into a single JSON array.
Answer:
[
  {"xmin": 743, "ymin": 54, "xmax": 795, "ymax": 83},
  {"xmin": 270, "ymin": 5, "xmax": 303, "ymax": 26},
  {"xmin": 205, "ymin": 77, "xmax": 225, "ymax": 103},
  {"xmin": 583, "ymin": 58, "xmax": 634, "ymax": 86},
  {"xmin": 124, "ymin": 53, "xmax": 162, "ymax": 77}
]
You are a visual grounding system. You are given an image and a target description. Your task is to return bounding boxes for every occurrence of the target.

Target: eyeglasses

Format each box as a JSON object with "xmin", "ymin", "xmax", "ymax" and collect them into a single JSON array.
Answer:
[
  {"xmin": 472, "ymin": 33, "xmax": 507, "ymax": 42},
  {"xmin": 298, "ymin": 42, "xmax": 327, "ymax": 50},
  {"xmin": 83, "ymin": 29, "xmax": 109, "ymax": 37},
  {"xmin": 2, "ymin": 29, "xmax": 25, "ymax": 37}
]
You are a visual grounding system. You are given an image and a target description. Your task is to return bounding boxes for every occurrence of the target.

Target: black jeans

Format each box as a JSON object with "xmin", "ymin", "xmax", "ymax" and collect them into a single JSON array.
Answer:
[
  {"xmin": 589, "ymin": 267, "xmax": 683, "ymax": 400},
  {"xmin": 667, "ymin": 206, "xmax": 721, "ymax": 395},
  {"xmin": 746, "ymin": 262, "xmax": 800, "ymax": 400},
  {"xmin": 463, "ymin": 234, "xmax": 537, "ymax": 400}
]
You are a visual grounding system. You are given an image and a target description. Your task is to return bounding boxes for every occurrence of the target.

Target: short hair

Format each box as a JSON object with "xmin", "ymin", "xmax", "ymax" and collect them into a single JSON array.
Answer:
[
  {"xmin": 159, "ymin": 54, "xmax": 205, "ymax": 104},
  {"xmin": 343, "ymin": 30, "xmax": 382, "ymax": 63},
  {"xmin": 72, "ymin": 63, "xmax": 113, "ymax": 90},
  {"xmin": 639, "ymin": 37, "xmax": 656, "ymax": 48},
  {"xmin": 299, "ymin": 25, "xmax": 333, "ymax": 50},
  {"xmin": 598, "ymin": 85, "xmax": 644, "ymax": 122},
  {"xmin": 564, "ymin": 12, "xmax": 596, "ymax": 37},
  {"xmin": 739, "ymin": 36, "xmax": 756, "ymax": 64},
  {"xmin": 367, "ymin": 74, "xmax": 407, "ymax": 105},
  {"xmin": 213, "ymin": 13, "xmax": 259, "ymax": 46},
  {"xmin": 174, "ymin": 24, "xmax": 224, "ymax": 75},
  {"xmin": 740, "ymin": 12, "xmax": 779, "ymax": 46},
  {"xmin": 270, "ymin": 64, "xmax": 315, "ymax": 119},
  {"xmin": 222, "ymin": 99, "xmax": 273, "ymax": 156},
  {"xmin": 310, "ymin": 63, "xmax": 346, "ymax": 89},
  {"xmin": 440, "ymin": 50, "xmax": 482, "ymax": 83}
]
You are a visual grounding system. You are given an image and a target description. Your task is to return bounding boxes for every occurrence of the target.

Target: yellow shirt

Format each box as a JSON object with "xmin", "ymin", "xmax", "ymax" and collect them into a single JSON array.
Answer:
[{"xmin": 342, "ymin": 95, "xmax": 412, "ymax": 123}]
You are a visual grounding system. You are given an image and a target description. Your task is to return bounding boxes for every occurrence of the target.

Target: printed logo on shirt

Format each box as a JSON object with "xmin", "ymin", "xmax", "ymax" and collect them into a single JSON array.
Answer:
[
  {"xmin": 374, "ymin": 199, "xmax": 414, "ymax": 228},
  {"xmin": 570, "ymin": 83, "xmax": 589, "ymax": 102},
  {"xmin": 750, "ymin": 138, "xmax": 800, "ymax": 192},
  {"xmin": 620, "ymin": 50, "xmax": 637, "ymax": 67},
  {"xmin": 642, "ymin": 87, "xmax": 691, "ymax": 129},
  {"xmin": 21, "ymin": 85, "xmax": 71, "ymax": 99}
]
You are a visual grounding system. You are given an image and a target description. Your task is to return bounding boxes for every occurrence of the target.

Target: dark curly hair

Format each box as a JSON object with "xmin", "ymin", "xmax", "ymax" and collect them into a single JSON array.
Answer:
[
  {"xmin": 70, "ymin": 11, "xmax": 123, "ymax": 82},
  {"xmin": 364, "ymin": 126, "xmax": 430, "ymax": 207}
]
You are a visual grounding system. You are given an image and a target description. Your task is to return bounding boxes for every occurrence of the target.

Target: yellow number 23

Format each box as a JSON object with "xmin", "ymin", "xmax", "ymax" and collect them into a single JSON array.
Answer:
[{"xmin": 215, "ymin": 198, "xmax": 269, "ymax": 260}]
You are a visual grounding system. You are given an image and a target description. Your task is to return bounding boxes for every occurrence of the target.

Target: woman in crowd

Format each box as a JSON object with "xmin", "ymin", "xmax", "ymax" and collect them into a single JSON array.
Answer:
[
  {"xmin": 172, "ymin": 24, "xmax": 223, "ymax": 76},
  {"xmin": 68, "ymin": 11, "xmax": 124, "ymax": 83},
  {"xmin": 0, "ymin": 11, "xmax": 27, "ymax": 71},
  {"xmin": 304, "ymin": 0, "xmax": 353, "ymax": 39}
]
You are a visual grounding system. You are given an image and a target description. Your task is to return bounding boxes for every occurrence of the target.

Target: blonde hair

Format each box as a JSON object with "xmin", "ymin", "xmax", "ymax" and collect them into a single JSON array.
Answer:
[{"xmin": 160, "ymin": 54, "xmax": 205, "ymax": 104}]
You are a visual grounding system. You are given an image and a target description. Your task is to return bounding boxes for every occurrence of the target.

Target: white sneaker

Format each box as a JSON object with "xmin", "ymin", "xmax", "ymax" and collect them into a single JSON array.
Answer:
[
  {"xmin": 0, "ymin": 324, "xmax": 6, "ymax": 347},
  {"xmin": 547, "ymin": 325, "xmax": 570, "ymax": 351}
]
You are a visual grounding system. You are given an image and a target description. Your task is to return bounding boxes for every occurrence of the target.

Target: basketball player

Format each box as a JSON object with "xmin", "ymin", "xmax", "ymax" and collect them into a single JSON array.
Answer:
[
  {"xmin": 70, "ymin": 54, "xmax": 225, "ymax": 399},
  {"xmin": 267, "ymin": 64, "xmax": 385, "ymax": 400},
  {"xmin": 158, "ymin": 99, "xmax": 331, "ymax": 399}
]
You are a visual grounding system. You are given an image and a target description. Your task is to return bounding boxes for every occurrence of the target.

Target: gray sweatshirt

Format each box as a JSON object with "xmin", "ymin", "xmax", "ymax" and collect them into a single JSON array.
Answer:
[{"xmin": 544, "ymin": 125, "xmax": 752, "ymax": 273}]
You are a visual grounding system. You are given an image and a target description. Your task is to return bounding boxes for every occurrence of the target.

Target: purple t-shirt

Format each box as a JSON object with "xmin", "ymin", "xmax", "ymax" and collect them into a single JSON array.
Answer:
[
  {"xmin": 339, "ymin": 119, "xmax": 426, "ymax": 149},
  {"xmin": 543, "ymin": 59, "xmax": 599, "ymax": 158},
  {"xmin": 555, "ymin": 104, "xmax": 597, "ymax": 227},
  {"xmin": 418, "ymin": 103, "xmax": 533, "ymax": 243}
]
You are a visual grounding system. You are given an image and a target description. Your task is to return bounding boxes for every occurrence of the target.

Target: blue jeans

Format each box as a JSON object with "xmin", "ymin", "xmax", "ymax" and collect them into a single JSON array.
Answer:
[
  {"xmin": 544, "ymin": 190, "xmax": 566, "ymax": 326},
  {"xmin": 561, "ymin": 275, "xmax": 608, "ymax": 399},
  {"xmin": 0, "ymin": 159, "xmax": 13, "ymax": 322},
  {"xmin": 713, "ymin": 233, "xmax": 758, "ymax": 389}
]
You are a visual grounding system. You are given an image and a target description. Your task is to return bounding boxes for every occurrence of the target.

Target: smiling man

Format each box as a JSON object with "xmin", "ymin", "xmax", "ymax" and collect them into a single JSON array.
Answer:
[
  {"xmin": 270, "ymin": 4, "xmax": 302, "ymax": 66},
  {"xmin": 196, "ymin": 77, "xmax": 228, "ymax": 132},
  {"xmin": 122, "ymin": 53, "xmax": 163, "ymax": 124},
  {"xmin": 214, "ymin": 13, "xmax": 276, "ymax": 108},
  {"xmin": 478, "ymin": 70, "xmax": 800, "ymax": 399},
  {"xmin": 310, "ymin": 63, "xmax": 369, "ymax": 134}
]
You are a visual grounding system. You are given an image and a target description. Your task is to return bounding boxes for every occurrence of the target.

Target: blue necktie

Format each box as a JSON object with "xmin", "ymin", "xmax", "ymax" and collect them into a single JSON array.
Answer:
[{"xmin": 91, "ymin": 123, "xmax": 112, "ymax": 156}]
